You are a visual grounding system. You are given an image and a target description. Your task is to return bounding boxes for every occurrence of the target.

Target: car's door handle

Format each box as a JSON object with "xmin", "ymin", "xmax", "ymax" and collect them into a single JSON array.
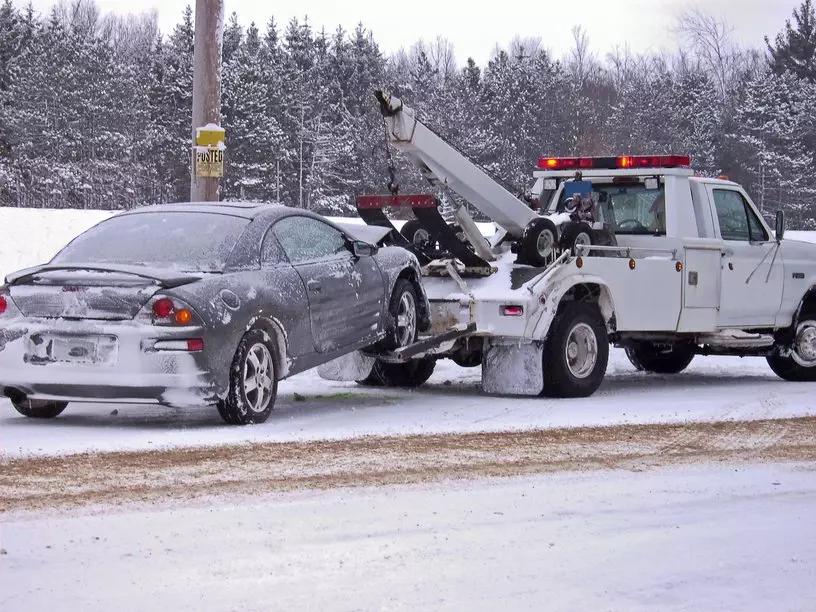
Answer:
[{"xmin": 307, "ymin": 280, "xmax": 322, "ymax": 292}]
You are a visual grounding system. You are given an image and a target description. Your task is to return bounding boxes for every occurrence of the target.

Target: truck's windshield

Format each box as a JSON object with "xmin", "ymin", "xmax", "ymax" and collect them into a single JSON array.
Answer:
[{"xmin": 552, "ymin": 183, "xmax": 666, "ymax": 235}]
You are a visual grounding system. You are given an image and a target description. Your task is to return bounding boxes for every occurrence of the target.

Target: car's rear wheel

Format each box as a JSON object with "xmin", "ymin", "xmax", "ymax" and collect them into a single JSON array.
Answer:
[
  {"xmin": 217, "ymin": 330, "xmax": 278, "ymax": 425},
  {"xmin": 9, "ymin": 394, "xmax": 67, "ymax": 419}
]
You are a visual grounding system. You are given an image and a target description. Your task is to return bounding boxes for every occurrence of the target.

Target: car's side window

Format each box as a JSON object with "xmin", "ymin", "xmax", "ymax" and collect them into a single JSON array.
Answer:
[
  {"xmin": 260, "ymin": 227, "xmax": 285, "ymax": 266},
  {"xmin": 273, "ymin": 216, "xmax": 348, "ymax": 263},
  {"xmin": 713, "ymin": 189, "xmax": 768, "ymax": 242}
]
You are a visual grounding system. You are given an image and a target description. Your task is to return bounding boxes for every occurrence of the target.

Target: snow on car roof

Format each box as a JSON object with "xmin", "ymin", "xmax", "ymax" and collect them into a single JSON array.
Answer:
[{"xmin": 118, "ymin": 201, "xmax": 289, "ymax": 220}]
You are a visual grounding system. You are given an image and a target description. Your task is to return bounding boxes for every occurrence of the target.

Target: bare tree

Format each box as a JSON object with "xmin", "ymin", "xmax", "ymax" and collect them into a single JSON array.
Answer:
[
  {"xmin": 508, "ymin": 35, "xmax": 542, "ymax": 61},
  {"xmin": 674, "ymin": 8, "xmax": 744, "ymax": 98},
  {"xmin": 55, "ymin": 0, "xmax": 101, "ymax": 38},
  {"xmin": 567, "ymin": 25, "xmax": 598, "ymax": 88},
  {"xmin": 99, "ymin": 10, "xmax": 159, "ymax": 60},
  {"xmin": 428, "ymin": 36, "xmax": 457, "ymax": 83}
]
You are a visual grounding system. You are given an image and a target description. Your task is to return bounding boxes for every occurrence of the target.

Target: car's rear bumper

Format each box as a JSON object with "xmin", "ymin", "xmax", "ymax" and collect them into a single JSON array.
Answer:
[{"xmin": 0, "ymin": 317, "xmax": 220, "ymax": 408}]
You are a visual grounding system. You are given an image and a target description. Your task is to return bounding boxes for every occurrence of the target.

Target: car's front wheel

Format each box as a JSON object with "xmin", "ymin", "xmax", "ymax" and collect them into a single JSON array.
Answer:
[
  {"xmin": 359, "ymin": 279, "xmax": 436, "ymax": 387},
  {"xmin": 217, "ymin": 329, "xmax": 278, "ymax": 425},
  {"xmin": 9, "ymin": 394, "xmax": 67, "ymax": 419}
]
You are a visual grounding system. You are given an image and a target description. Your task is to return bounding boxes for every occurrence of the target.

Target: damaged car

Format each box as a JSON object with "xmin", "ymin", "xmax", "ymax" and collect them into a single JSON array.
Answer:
[{"xmin": 0, "ymin": 202, "xmax": 429, "ymax": 425}]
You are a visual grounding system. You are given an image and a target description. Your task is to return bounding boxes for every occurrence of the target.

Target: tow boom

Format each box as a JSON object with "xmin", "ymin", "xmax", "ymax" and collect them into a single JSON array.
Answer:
[{"xmin": 375, "ymin": 91, "xmax": 537, "ymax": 237}]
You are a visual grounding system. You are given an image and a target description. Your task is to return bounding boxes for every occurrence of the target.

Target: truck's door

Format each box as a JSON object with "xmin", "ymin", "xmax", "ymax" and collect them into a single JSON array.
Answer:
[{"xmin": 708, "ymin": 186, "xmax": 783, "ymax": 327}]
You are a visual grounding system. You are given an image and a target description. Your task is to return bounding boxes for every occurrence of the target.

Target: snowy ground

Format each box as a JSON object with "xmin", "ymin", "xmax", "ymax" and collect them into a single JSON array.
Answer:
[
  {"xmin": 2, "ymin": 463, "xmax": 815, "ymax": 612},
  {"xmin": 3, "ymin": 351, "xmax": 816, "ymax": 458}
]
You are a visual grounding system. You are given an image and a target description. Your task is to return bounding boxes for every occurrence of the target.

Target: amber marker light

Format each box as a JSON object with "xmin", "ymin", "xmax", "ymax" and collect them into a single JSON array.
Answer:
[{"xmin": 175, "ymin": 308, "xmax": 193, "ymax": 325}]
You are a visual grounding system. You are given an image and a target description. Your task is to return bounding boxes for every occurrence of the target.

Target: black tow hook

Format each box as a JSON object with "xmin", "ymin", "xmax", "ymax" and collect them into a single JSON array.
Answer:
[{"xmin": 374, "ymin": 90, "xmax": 402, "ymax": 117}]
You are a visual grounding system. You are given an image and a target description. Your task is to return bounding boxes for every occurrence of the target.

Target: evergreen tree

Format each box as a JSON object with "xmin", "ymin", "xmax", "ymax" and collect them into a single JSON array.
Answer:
[{"xmin": 767, "ymin": 0, "xmax": 816, "ymax": 81}]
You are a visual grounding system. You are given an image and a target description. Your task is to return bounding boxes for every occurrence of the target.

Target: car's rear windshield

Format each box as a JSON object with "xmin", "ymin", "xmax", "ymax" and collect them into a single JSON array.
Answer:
[{"xmin": 51, "ymin": 211, "xmax": 250, "ymax": 272}]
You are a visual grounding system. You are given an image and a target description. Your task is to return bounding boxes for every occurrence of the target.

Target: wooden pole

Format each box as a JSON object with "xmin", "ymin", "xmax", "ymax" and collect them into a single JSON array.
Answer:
[{"xmin": 190, "ymin": 0, "xmax": 224, "ymax": 202}]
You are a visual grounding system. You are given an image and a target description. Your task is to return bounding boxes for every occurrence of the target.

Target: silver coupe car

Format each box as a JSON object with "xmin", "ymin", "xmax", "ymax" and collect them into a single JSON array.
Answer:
[{"xmin": 0, "ymin": 202, "xmax": 430, "ymax": 425}]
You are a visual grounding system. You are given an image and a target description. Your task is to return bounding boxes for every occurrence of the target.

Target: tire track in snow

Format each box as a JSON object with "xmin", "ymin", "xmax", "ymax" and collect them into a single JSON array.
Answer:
[{"xmin": 2, "ymin": 416, "xmax": 815, "ymax": 514}]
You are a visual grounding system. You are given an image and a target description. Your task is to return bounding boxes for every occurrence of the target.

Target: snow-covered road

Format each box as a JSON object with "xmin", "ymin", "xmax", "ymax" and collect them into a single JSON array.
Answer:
[
  {"xmin": 3, "ymin": 349, "xmax": 816, "ymax": 458},
  {"xmin": 2, "ymin": 463, "xmax": 814, "ymax": 612}
]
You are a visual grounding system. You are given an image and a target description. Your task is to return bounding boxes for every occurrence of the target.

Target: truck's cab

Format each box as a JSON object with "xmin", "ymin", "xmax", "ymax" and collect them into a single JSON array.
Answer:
[{"xmin": 532, "ymin": 155, "xmax": 816, "ymax": 384}]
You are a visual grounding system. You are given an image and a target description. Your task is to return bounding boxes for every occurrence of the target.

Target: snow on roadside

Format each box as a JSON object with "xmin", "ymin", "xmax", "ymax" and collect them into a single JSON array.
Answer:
[{"xmin": 2, "ymin": 464, "xmax": 814, "ymax": 612}]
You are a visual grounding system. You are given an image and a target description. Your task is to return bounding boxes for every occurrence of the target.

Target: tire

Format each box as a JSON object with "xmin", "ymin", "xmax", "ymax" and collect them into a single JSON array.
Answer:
[
  {"xmin": 452, "ymin": 351, "xmax": 482, "ymax": 368},
  {"xmin": 767, "ymin": 317, "xmax": 816, "ymax": 382},
  {"xmin": 9, "ymin": 395, "xmax": 67, "ymax": 419},
  {"xmin": 378, "ymin": 278, "xmax": 419, "ymax": 352},
  {"xmin": 625, "ymin": 341, "xmax": 695, "ymax": 374},
  {"xmin": 520, "ymin": 217, "xmax": 559, "ymax": 266},
  {"xmin": 358, "ymin": 357, "xmax": 436, "ymax": 387},
  {"xmin": 216, "ymin": 329, "xmax": 278, "ymax": 425},
  {"xmin": 558, "ymin": 222, "xmax": 595, "ymax": 255},
  {"xmin": 400, "ymin": 220, "xmax": 433, "ymax": 248},
  {"xmin": 542, "ymin": 303, "xmax": 609, "ymax": 398},
  {"xmin": 359, "ymin": 278, "xmax": 433, "ymax": 387}
]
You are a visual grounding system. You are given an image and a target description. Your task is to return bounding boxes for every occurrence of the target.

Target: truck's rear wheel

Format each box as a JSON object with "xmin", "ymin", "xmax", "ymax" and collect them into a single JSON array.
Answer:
[
  {"xmin": 358, "ymin": 357, "xmax": 436, "ymax": 387},
  {"xmin": 767, "ymin": 318, "xmax": 816, "ymax": 382},
  {"xmin": 625, "ymin": 341, "xmax": 695, "ymax": 374},
  {"xmin": 542, "ymin": 303, "xmax": 609, "ymax": 398}
]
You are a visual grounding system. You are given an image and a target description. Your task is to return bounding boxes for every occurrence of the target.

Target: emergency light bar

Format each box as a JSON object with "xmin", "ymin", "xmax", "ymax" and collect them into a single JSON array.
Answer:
[{"xmin": 537, "ymin": 155, "xmax": 691, "ymax": 171}]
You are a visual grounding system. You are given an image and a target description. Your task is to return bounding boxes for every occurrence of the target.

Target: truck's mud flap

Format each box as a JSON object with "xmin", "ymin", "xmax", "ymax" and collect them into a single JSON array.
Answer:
[
  {"xmin": 317, "ymin": 351, "xmax": 376, "ymax": 382},
  {"xmin": 481, "ymin": 338, "xmax": 544, "ymax": 396}
]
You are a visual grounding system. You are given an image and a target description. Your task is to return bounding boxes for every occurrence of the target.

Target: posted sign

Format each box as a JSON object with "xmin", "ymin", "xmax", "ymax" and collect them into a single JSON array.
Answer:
[
  {"xmin": 194, "ymin": 124, "xmax": 226, "ymax": 179},
  {"xmin": 195, "ymin": 147, "xmax": 224, "ymax": 178}
]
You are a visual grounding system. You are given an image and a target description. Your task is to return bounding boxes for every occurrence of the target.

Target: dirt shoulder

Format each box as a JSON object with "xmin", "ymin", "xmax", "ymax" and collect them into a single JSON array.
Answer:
[{"xmin": 2, "ymin": 417, "xmax": 815, "ymax": 513}]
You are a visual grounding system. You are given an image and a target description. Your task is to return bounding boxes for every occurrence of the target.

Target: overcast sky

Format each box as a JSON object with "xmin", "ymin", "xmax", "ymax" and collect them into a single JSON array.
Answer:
[{"xmin": 24, "ymin": 0, "xmax": 794, "ymax": 65}]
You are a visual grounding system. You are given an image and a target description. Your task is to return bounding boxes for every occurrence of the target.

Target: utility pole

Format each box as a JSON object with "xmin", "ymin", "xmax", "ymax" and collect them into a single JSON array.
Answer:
[{"xmin": 190, "ymin": 0, "xmax": 225, "ymax": 202}]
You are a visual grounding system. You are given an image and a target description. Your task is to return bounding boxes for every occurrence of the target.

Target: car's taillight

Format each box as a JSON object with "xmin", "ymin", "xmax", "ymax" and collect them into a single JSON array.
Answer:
[
  {"xmin": 141, "ymin": 296, "xmax": 199, "ymax": 326},
  {"xmin": 0, "ymin": 295, "xmax": 7, "ymax": 315},
  {"xmin": 187, "ymin": 338, "xmax": 204, "ymax": 351},
  {"xmin": 174, "ymin": 308, "xmax": 193, "ymax": 325},
  {"xmin": 153, "ymin": 298, "xmax": 175, "ymax": 319}
]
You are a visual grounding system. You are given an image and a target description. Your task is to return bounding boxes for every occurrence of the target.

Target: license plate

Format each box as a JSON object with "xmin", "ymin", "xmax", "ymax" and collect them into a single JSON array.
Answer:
[{"xmin": 26, "ymin": 334, "xmax": 118, "ymax": 365}]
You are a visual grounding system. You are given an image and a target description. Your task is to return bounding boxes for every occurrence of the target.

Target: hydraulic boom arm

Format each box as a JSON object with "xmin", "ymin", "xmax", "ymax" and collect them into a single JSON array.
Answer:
[{"xmin": 375, "ymin": 90, "xmax": 537, "ymax": 238}]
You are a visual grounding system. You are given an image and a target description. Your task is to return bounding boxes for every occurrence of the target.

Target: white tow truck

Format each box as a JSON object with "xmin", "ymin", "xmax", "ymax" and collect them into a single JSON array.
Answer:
[{"xmin": 320, "ymin": 91, "xmax": 816, "ymax": 397}]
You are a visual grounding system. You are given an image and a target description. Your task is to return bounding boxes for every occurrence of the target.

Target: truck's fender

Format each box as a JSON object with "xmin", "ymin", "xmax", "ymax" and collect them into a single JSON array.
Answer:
[{"xmin": 530, "ymin": 273, "xmax": 617, "ymax": 341}]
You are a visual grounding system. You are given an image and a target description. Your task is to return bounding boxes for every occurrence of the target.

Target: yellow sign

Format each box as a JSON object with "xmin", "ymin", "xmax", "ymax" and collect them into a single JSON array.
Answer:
[
  {"xmin": 196, "ymin": 123, "xmax": 226, "ymax": 147},
  {"xmin": 195, "ymin": 147, "xmax": 224, "ymax": 178}
]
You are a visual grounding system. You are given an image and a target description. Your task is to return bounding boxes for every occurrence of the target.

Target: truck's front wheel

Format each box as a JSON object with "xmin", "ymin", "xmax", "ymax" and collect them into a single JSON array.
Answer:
[
  {"xmin": 625, "ymin": 341, "xmax": 695, "ymax": 374},
  {"xmin": 542, "ymin": 303, "xmax": 609, "ymax": 398},
  {"xmin": 767, "ymin": 318, "xmax": 816, "ymax": 382}
]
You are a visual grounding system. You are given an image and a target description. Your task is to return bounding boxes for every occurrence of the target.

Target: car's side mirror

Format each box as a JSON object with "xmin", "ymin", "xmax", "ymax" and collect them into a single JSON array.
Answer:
[
  {"xmin": 351, "ymin": 240, "xmax": 376, "ymax": 257},
  {"xmin": 775, "ymin": 210, "xmax": 786, "ymax": 242}
]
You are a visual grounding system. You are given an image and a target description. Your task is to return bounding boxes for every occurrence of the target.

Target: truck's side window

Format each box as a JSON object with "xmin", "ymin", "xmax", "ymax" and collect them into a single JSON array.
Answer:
[{"xmin": 713, "ymin": 189, "xmax": 768, "ymax": 242}]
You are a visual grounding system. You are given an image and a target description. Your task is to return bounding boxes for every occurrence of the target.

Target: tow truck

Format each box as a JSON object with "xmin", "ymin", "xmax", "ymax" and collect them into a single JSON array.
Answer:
[{"xmin": 319, "ymin": 91, "xmax": 816, "ymax": 396}]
